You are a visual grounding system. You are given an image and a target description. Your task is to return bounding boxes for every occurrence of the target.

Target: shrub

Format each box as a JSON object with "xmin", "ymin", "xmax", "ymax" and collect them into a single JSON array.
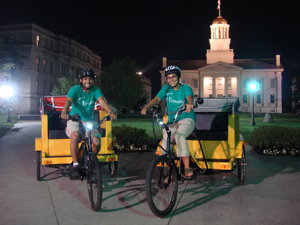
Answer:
[
  {"xmin": 112, "ymin": 124, "xmax": 157, "ymax": 151},
  {"xmin": 250, "ymin": 125, "xmax": 300, "ymax": 155}
]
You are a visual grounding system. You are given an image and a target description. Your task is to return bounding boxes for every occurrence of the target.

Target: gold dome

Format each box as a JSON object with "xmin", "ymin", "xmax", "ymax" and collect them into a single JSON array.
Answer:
[{"xmin": 212, "ymin": 16, "xmax": 227, "ymax": 25}]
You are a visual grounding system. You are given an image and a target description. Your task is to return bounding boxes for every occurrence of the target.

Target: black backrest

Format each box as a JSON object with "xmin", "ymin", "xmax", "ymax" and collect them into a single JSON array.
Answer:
[{"xmin": 187, "ymin": 112, "xmax": 229, "ymax": 141}]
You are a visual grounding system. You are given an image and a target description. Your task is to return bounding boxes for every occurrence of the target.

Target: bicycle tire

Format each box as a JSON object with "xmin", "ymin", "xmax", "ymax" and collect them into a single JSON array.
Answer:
[
  {"xmin": 87, "ymin": 152, "xmax": 103, "ymax": 211},
  {"xmin": 238, "ymin": 145, "xmax": 246, "ymax": 185},
  {"xmin": 36, "ymin": 151, "xmax": 41, "ymax": 181},
  {"xmin": 145, "ymin": 155, "xmax": 178, "ymax": 218},
  {"xmin": 108, "ymin": 161, "xmax": 118, "ymax": 177}
]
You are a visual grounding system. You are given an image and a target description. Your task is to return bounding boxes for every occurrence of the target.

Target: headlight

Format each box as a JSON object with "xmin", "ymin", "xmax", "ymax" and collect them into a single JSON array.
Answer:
[{"xmin": 85, "ymin": 123, "xmax": 94, "ymax": 130}]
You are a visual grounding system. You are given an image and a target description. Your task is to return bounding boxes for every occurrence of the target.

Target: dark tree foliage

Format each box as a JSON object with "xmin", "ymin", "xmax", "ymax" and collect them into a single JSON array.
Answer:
[
  {"xmin": 292, "ymin": 74, "xmax": 300, "ymax": 114},
  {"xmin": 0, "ymin": 36, "xmax": 25, "ymax": 82},
  {"xmin": 100, "ymin": 57, "xmax": 144, "ymax": 110}
]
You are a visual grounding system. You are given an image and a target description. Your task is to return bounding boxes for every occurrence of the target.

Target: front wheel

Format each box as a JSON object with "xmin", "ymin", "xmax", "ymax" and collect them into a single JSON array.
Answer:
[
  {"xmin": 87, "ymin": 153, "xmax": 103, "ymax": 211},
  {"xmin": 36, "ymin": 151, "xmax": 41, "ymax": 181},
  {"xmin": 238, "ymin": 145, "xmax": 246, "ymax": 185},
  {"xmin": 145, "ymin": 155, "xmax": 178, "ymax": 218}
]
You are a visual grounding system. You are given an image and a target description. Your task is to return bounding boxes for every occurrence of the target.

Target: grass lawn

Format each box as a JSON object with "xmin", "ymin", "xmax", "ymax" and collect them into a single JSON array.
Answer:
[
  {"xmin": 113, "ymin": 113, "xmax": 300, "ymax": 143},
  {"xmin": 0, "ymin": 114, "xmax": 19, "ymax": 138}
]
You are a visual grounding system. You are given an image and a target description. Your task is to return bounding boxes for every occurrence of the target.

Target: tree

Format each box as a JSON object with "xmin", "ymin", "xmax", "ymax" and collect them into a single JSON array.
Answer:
[
  {"xmin": 100, "ymin": 57, "xmax": 145, "ymax": 110},
  {"xmin": 0, "ymin": 36, "xmax": 25, "ymax": 83},
  {"xmin": 292, "ymin": 73, "xmax": 300, "ymax": 114},
  {"xmin": 51, "ymin": 73, "xmax": 78, "ymax": 95}
]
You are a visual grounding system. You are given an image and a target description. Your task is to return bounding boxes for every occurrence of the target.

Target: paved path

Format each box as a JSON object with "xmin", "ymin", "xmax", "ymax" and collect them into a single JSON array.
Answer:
[{"xmin": 0, "ymin": 120, "xmax": 299, "ymax": 225}]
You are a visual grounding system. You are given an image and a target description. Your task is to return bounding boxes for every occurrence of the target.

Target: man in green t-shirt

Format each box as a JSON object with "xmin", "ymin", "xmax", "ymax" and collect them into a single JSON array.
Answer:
[
  {"xmin": 61, "ymin": 69, "xmax": 117, "ymax": 179},
  {"xmin": 141, "ymin": 65, "xmax": 196, "ymax": 179}
]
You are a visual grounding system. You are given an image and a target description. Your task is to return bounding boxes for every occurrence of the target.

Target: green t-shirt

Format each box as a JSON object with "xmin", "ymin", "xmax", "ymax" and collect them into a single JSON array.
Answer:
[
  {"xmin": 156, "ymin": 83, "xmax": 196, "ymax": 124},
  {"xmin": 67, "ymin": 85, "xmax": 103, "ymax": 121}
]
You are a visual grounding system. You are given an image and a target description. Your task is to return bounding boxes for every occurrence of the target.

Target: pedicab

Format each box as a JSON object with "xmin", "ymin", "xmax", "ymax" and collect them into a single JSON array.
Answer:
[
  {"xmin": 145, "ymin": 97, "xmax": 246, "ymax": 217},
  {"xmin": 35, "ymin": 95, "xmax": 118, "ymax": 182}
]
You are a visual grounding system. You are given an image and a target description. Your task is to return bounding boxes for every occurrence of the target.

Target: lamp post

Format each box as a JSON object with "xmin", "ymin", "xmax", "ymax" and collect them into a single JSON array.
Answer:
[
  {"xmin": 0, "ymin": 85, "xmax": 14, "ymax": 122},
  {"xmin": 249, "ymin": 83, "xmax": 257, "ymax": 125}
]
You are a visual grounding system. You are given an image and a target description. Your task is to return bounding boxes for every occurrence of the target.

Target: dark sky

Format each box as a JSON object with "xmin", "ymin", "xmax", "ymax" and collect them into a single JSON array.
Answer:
[{"xmin": 1, "ymin": 0, "xmax": 299, "ymax": 107}]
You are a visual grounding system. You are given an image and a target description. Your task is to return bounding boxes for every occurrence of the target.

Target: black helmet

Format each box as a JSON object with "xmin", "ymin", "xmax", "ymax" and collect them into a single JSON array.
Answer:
[
  {"xmin": 164, "ymin": 65, "xmax": 181, "ymax": 78},
  {"xmin": 79, "ymin": 69, "xmax": 96, "ymax": 79}
]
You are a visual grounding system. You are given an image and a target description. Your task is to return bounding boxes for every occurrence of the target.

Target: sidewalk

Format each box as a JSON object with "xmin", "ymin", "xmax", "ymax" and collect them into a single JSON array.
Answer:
[{"xmin": 0, "ymin": 120, "xmax": 299, "ymax": 225}]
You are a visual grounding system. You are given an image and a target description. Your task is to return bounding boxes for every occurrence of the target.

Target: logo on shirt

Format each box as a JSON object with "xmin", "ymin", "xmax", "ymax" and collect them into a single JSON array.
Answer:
[{"xmin": 168, "ymin": 97, "xmax": 183, "ymax": 104}]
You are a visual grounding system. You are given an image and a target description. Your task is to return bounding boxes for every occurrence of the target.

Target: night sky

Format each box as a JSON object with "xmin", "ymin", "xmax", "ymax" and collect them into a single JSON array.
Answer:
[{"xmin": 1, "ymin": 0, "xmax": 299, "ymax": 108}]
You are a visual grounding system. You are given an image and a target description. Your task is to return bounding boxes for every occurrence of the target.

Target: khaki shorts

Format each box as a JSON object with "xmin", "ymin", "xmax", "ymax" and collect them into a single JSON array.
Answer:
[{"xmin": 65, "ymin": 120, "xmax": 101, "ymax": 139}]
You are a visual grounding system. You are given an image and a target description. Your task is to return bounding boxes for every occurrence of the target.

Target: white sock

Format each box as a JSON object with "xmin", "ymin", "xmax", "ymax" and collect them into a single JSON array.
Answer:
[{"xmin": 73, "ymin": 162, "xmax": 79, "ymax": 167}]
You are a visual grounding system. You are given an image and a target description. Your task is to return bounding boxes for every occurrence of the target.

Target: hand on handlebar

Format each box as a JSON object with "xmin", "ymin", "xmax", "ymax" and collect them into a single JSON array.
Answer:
[
  {"xmin": 60, "ymin": 112, "xmax": 69, "ymax": 120},
  {"xmin": 184, "ymin": 103, "xmax": 194, "ymax": 113},
  {"xmin": 141, "ymin": 108, "xmax": 147, "ymax": 115}
]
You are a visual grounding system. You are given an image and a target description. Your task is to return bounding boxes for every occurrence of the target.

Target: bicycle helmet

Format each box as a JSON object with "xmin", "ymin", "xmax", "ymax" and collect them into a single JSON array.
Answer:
[
  {"xmin": 164, "ymin": 65, "xmax": 181, "ymax": 78},
  {"xmin": 79, "ymin": 69, "xmax": 96, "ymax": 79}
]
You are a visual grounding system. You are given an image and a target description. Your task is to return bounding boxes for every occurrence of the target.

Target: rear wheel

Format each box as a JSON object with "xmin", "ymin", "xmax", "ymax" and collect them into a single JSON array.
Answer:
[
  {"xmin": 36, "ymin": 151, "xmax": 41, "ymax": 181},
  {"xmin": 238, "ymin": 145, "xmax": 246, "ymax": 185},
  {"xmin": 87, "ymin": 153, "xmax": 103, "ymax": 211},
  {"xmin": 108, "ymin": 161, "xmax": 118, "ymax": 177},
  {"xmin": 145, "ymin": 155, "xmax": 178, "ymax": 218}
]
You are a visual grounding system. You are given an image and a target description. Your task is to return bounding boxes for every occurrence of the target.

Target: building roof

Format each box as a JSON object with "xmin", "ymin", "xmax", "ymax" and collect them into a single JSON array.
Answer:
[
  {"xmin": 166, "ymin": 58, "xmax": 283, "ymax": 70},
  {"xmin": 212, "ymin": 16, "xmax": 228, "ymax": 25}
]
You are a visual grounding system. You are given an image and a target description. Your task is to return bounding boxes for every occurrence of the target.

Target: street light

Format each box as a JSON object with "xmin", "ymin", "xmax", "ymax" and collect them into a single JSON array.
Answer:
[
  {"xmin": 249, "ymin": 82, "xmax": 258, "ymax": 125},
  {"xmin": 0, "ymin": 85, "xmax": 14, "ymax": 122}
]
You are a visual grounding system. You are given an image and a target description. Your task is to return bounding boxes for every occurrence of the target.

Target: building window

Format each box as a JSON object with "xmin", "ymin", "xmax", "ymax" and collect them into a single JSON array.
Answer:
[
  {"xmin": 270, "ymin": 94, "xmax": 275, "ymax": 103},
  {"xmin": 193, "ymin": 79, "xmax": 198, "ymax": 89},
  {"xmin": 51, "ymin": 41, "xmax": 53, "ymax": 50},
  {"xmin": 36, "ymin": 79, "xmax": 40, "ymax": 93},
  {"xmin": 36, "ymin": 35, "xmax": 40, "ymax": 46},
  {"xmin": 257, "ymin": 94, "xmax": 261, "ymax": 104},
  {"xmin": 97, "ymin": 62, "xmax": 99, "ymax": 69},
  {"xmin": 257, "ymin": 79, "xmax": 261, "ymax": 88},
  {"xmin": 209, "ymin": 78, "xmax": 212, "ymax": 90},
  {"xmin": 49, "ymin": 82, "xmax": 53, "ymax": 93},
  {"xmin": 243, "ymin": 79, "xmax": 248, "ymax": 89},
  {"xmin": 270, "ymin": 79, "xmax": 275, "ymax": 88},
  {"xmin": 217, "ymin": 78, "xmax": 223, "ymax": 90},
  {"xmin": 87, "ymin": 56, "xmax": 89, "ymax": 62},
  {"xmin": 228, "ymin": 94, "xmax": 232, "ymax": 97},
  {"xmin": 43, "ymin": 81, "xmax": 47, "ymax": 94},
  {"xmin": 62, "ymin": 64, "xmax": 68, "ymax": 76},
  {"xmin": 43, "ymin": 60, "xmax": 47, "ymax": 72},
  {"xmin": 243, "ymin": 94, "xmax": 247, "ymax": 104},
  {"xmin": 228, "ymin": 78, "xmax": 232, "ymax": 89},
  {"xmin": 36, "ymin": 58, "xmax": 40, "ymax": 70},
  {"xmin": 50, "ymin": 62, "xmax": 54, "ymax": 74}
]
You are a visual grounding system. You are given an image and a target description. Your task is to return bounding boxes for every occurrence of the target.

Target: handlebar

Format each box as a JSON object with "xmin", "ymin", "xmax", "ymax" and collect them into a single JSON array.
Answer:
[{"xmin": 69, "ymin": 113, "xmax": 111, "ymax": 129}]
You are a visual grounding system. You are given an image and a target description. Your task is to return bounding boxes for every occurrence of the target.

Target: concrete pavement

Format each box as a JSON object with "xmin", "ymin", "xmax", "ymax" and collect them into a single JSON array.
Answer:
[{"xmin": 0, "ymin": 120, "xmax": 299, "ymax": 225}]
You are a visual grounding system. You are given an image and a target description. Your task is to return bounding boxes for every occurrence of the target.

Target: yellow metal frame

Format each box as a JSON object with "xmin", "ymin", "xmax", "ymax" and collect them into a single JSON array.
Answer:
[
  {"xmin": 35, "ymin": 110, "xmax": 118, "ymax": 166},
  {"xmin": 156, "ymin": 114, "xmax": 244, "ymax": 170}
]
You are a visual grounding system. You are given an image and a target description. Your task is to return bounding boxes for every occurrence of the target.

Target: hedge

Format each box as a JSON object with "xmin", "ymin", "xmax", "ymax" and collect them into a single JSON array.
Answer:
[
  {"xmin": 112, "ymin": 124, "xmax": 158, "ymax": 151},
  {"xmin": 250, "ymin": 125, "xmax": 300, "ymax": 155}
]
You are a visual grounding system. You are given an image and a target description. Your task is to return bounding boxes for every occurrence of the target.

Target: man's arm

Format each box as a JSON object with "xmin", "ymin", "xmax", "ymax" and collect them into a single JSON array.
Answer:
[
  {"xmin": 97, "ymin": 96, "xmax": 117, "ymax": 121},
  {"xmin": 141, "ymin": 96, "xmax": 161, "ymax": 115},
  {"xmin": 61, "ymin": 97, "xmax": 73, "ymax": 120}
]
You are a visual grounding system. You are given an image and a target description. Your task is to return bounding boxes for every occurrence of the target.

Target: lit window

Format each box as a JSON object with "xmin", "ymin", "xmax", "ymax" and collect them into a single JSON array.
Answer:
[
  {"xmin": 228, "ymin": 79, "xmax": 232, "ymax": 89},
  {"xmin": 36, "ymin": 58, "xmax": 40, "ymax": 70},
  {"xmin": 243, "ymin": 94, "xmax": 247, "ymax": 103},
  {"xmin": 218, "ymin": 78, "xmax": 223, "ymax": 90},
  {"xmin": 43, "ymin": 60, "xmax": 47, "ymax": 72},
  {"xmin": 36, "ymin": 35, "xmax": 40, "ymax": 46},
  {"xmin": 209, "ymin": 79, "xmax": 212, "ymax": 90}
]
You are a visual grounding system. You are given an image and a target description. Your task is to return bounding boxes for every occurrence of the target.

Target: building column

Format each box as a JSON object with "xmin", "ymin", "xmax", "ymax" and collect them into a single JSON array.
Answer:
[
  {"xmin": 212, "ymin": 77, "xmax": 216, "ymax": 97},
  {"xmin": 225, "ymin": 78, "xmax": 228, "ymax": 97}
]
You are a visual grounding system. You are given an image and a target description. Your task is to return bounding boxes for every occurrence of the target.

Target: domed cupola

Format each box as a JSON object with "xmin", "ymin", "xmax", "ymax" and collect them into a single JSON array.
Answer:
[{"xmin": 206, "ymin": 2, "xmax": 234, "ymax": 64}]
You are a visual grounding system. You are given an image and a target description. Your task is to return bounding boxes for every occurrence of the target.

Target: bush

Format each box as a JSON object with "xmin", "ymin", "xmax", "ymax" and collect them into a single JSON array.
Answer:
[
  {"xmin": 250, "ymin": 125, "xmax": 300, "ymax": 155},
  {"xmin": 112, "ymin": 124, "xmax": 157, "ymax": 151}
]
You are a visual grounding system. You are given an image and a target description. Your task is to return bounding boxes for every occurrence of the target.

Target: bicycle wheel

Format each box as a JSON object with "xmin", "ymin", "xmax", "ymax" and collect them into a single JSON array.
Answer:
[
  {"xmin": 238, "ymin": 145, "xmax": 246, "ymax": 185},
  {"xmin": 36, "ymin": 151, "xmax": 41, "ymax": 181},
  {"xmin": 145, "ymin": 155, "xmax": 178, "ymax": 218},
  {"xmin": 108, "ymin": 161, "xmax": 118, "ymax": 177},
  {"xmin": 87, "ymin": 153, "xmax": 103, "ymax": 211}
]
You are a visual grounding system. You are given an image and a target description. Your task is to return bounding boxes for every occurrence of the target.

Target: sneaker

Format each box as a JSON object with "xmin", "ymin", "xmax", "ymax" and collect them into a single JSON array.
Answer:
[{"xmin": 70, "ymin": 165, "xmax": 81, "ymax": 180}]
